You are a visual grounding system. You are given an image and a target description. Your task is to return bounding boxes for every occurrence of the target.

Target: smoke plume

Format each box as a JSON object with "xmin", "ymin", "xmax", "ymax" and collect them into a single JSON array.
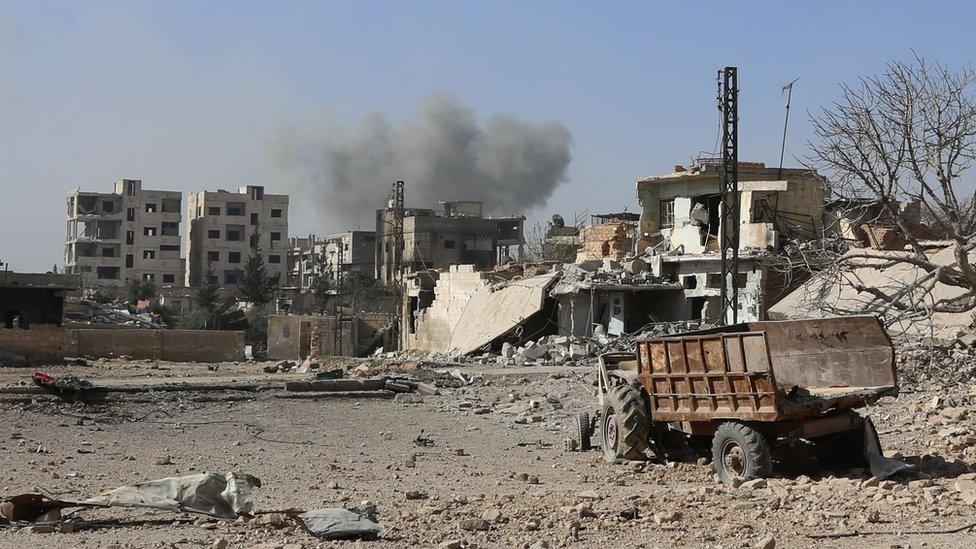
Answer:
[{"xmin": 274, "ymin": 94, "xmax": 572, "ymax": 227}]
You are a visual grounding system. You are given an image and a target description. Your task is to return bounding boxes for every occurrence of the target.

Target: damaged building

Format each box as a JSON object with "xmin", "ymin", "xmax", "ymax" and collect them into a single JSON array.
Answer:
[
  {"xmin": 375, "ymin": 201, "xmax": 525, "ymax": 284},
  {"xmin": 286, "ymin": 231, "xmax": 377, "ymax": 291},
  {"xmin": 65, "ymin": 179, "xmax": 183, "ymax": 288}
]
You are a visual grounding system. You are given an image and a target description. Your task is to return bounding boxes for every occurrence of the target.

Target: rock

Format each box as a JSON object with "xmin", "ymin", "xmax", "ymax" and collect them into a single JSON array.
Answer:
[
  {"xmin": 459, "ymin": 518, "xmax": 490, "ymax": 531},
  {"xmin": 755, "ymin": 535, "xmax": 775, "ymax": 549},
  {"xmin": 405, "ymin": 490, "xmax": 428, "ymax": 500},
  {"xmin": 482, "ymin": 508, "xmax": 503, "ymax": 523},
  {"xmin": 154, "ymin": 455, "xmax": 173, "ymax": 465},
  {"xmin": 439, "ymin": 541, "xmax": 462, "ymax": 549},
  {"xmin": 653, "ymin": 511, "xmax": 681, "ymax": 524},
  {"xmin": 212, "ymin": 540, "xmax": 229, "ymax": 549},
  {"xmin": 529, "ymin": 542, "xmax": 550, "ymax": 549},
  {"xmin": 741, "ymin": 478, "xmax": 768, "ymax": 490},
  {"xmin": 577, "ymin": 489, "xmax": 600, "ymax": 500},
  {"xmin": 501, "ymin": 342, "xmax": 515, "ymax": 359}
]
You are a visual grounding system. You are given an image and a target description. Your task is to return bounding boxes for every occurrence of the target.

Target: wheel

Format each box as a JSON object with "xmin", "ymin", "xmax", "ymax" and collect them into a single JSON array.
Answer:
[
  {"xmin": 711, "ymin": 421, "xmax": 772, "ymax": 483},
  {"xmin": 599, "ymin": 384, "xmax": 650, "ymax": 462},
  {"xmin": 577, "ymin": 410, "xmax": 592, "ymax": 451}
]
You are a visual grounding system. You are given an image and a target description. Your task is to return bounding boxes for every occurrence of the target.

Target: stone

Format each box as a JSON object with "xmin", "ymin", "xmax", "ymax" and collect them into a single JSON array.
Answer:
[
  {"xmin": 459, "ymin": 518, "xmax": 490, "ymax": 531},
  {"xmin": 405, "ymin": 490, "xmax": 428, "ymax": 500},
  {"xmin": 653, "ymin": 511, "xmax": 681, "ymax": 524},
  {"xmin": 482, "ymin": 508, "xmax": 503, "ymax": 523},
  {"xmin": 529, "ymin": 542, "xmax": 550, "ymax": 549},
  {"xmin": 577, "ymin": 489, "xmax": 600, "ymax": 500},
  {"xmin": 755, "ymin": 535, "xmax": 775, "ymax": 549},
  {"xmin": 439, "ymin": 541, "xmax": 462, "ymax": 549},
  {"xmin": 212, "ymin": 540, "xmax": 229, "ymax": 549},
  {"xmin": 740, "ymin": 478, "xmax": 768, "ymax": 490}
]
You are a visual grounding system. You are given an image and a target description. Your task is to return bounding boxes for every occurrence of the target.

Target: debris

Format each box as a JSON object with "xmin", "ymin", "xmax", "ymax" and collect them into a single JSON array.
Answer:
[
  {"xmin": 297, "ymin": 506, "xmax": 382, "ymax": 540},
  {"xmin": 32, "ymin": 371, "xmax": 94, "ymax": 402},
  {"xmin": 82, "ymin": 471, "xmax": 261, "ymax": 519}
]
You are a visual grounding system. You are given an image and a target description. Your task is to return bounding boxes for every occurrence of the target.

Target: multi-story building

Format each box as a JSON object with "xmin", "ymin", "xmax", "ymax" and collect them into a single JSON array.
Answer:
[
  {"xmin": 185, "ymin": 185, "xmax": 289, "ymax": 290},
  {"xmin": 65, "ymin": 179, "xmax": 183, "ymax": 287},
  {"xmin": 286, "ymin": 231, "xmax": 376, "ymax": 291},
  {"xmin": 375, "ymin": 200, "xmax": 525, "ymax": 284}
]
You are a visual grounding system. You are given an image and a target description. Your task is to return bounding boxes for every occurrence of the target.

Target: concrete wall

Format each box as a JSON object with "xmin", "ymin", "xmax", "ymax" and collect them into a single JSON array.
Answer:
[
  {"xmin": 404, "ymin": 265, "xmax": 486, "ymax": 352},
  {"xmin": 267, "ymin": 313, "xmax": 388, "ymax": 360},
  {"xmin": 0, "ymin": 327, "xmax": 244, "ymax": 362}
]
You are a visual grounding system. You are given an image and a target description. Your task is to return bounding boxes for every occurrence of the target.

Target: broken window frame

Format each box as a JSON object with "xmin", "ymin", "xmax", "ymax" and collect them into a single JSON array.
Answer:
[{"xmin": 659, "ymin": 199, "xmax": 675, "ymax": 229}]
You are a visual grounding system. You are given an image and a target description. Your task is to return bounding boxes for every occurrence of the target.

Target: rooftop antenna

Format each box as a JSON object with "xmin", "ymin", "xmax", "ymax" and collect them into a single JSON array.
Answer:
[{"xmin": 777, "ymin": 77, "xmax": 799, "ymax": 179}]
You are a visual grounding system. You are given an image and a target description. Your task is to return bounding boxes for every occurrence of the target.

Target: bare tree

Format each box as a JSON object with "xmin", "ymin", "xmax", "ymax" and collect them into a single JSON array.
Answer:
[{"xmin": 805, "ymin": 55, "xmax": 976, "ymax": 326}]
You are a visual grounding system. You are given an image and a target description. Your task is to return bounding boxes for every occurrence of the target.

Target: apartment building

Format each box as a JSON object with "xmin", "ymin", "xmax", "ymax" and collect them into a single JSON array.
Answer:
[
  {"xmin": 286, "ymin": 231, "xmax": 376, "ymax": 290},
  {"xmin": 185, "ymin": 185, "xmax": 289, "ymax": 289},
  {"xmin": 375, "ymin": 201, "xmax": 525, "ymax": 284},
  {"xmin": 65, "ymin": 179, "xmax": 183, "ymax": 287}
]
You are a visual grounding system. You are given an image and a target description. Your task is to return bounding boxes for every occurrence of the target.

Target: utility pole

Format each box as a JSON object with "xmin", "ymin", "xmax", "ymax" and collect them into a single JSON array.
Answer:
[
  {"xmin": 718, "ymin": 67, "xmax": 740, "ymax": 325},
  {"xmin": 777, "ymin": 77, "xmax": 799, "ymax": 179},
  {"xmin": 332, "ymin": 238, "xmax": 345, "ymax": 356},
  {"xmin": 391, "ymin": 180, "xmax": 405, "ymax": 348}
]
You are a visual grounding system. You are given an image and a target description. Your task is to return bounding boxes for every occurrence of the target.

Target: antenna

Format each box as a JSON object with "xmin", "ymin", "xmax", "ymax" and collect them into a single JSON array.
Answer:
[{"xmin": 777, "ymin": 77, "xmax": 799, "ymax": 179}]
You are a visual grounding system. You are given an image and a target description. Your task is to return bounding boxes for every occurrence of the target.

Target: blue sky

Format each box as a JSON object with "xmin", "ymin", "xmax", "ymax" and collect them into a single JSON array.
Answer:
[{"xmin": 2, "ymin": 0, "xmax": 974, "ymax": 271}]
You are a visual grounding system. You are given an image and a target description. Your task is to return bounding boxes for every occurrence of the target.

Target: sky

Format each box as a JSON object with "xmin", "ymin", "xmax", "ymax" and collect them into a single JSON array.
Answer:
[{"xmin": 2, "ymin": 0, "xmax": 975, "ymax": 271}]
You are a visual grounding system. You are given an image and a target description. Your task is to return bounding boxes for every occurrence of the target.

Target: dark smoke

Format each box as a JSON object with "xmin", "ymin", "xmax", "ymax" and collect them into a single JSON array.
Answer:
[{"xmin": 274, "ymin": 94, "xmax": 573, "ymax": 227}]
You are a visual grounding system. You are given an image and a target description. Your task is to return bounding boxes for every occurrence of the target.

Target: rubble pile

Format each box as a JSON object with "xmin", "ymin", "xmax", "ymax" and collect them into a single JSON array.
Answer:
[{"xmin": 897, "ymin": 341, "xmax": 976, "ymax": 390}]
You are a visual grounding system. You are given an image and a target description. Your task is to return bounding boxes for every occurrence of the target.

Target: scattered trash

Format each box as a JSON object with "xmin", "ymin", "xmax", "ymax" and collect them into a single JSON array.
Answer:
[
  {"xmin": 297, "ymin": 506, "xmax": 382, "ymax": 540},
  {"xmin": 32, "ymin": 371, "xmax": 94, "ymax": 402},
  {"xmin": 82, "ymin": 471, "xmax": 261, "ymax": 519}
]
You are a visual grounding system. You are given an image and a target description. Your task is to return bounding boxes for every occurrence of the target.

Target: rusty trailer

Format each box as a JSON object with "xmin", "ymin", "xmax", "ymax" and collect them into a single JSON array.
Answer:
[{"xmin": 583, "ymin": 316, "xmax": 901, "ymax": 483}]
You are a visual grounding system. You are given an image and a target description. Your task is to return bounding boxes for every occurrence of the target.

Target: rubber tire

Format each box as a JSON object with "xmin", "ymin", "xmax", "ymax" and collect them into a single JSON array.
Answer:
[
  {"xmin": 577, "ymin": 410, "xmax": 592, "ymax": 451},
  {"xmin": 711, "ymin": 422, "xmax": 772, "ymax": 484},
  {"xmin": 600, "ymin": 384, "xmax": 651, "ymax": 462}
]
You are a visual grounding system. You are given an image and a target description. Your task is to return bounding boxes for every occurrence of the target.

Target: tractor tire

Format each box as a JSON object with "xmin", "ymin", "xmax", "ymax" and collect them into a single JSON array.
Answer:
[
  {"xmin": 712, "ymin": 421, "xmax": 772, "ymax": 484},
  {"xmin": 577, "ymin": 410, "xmax": 592, "ymax": 451},
  {"xmin": 600, "ymin": 384, "xmax": 650, "ymax": 462}
]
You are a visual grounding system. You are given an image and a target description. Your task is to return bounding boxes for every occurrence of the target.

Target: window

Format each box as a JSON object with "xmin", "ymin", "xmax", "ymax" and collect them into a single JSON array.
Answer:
[
  {"xmin": 161, "ymin": 199, "xmax": 180, "ymax": 213},
  {"xmin": 249, "ymin": 186, "xmax": 264, "ymax": 200},
  {"xmin": 207, "ymin": 251, "xmax": 219, "ymax": 262},
  {"xmin": 125, "ymin": 254, "xmax": 133, "ymax": 268},
  {"xmin": 659, "ymin": 199, "xmax": 675, "ymax": 229},
  {"xmin": 224, "ymin": 271, "xmax": 238, "ymax": 284},
  {"xmin": 207, "ymin": 229, "xmax": 220, "ymax": 239},
  {"xmin": 228, "ymin": 251, "xmax": 242, "ymax": 264},
  {"xmin": 144, "ymin": 226, "xmax": 157, "ymax": 236},
  {"xmin": 161, "ymin": 221, "xmax": 179, "ymax": 236},
  {"xmin": 250, "ymin": 213, "xmax": 258, "ymax": 225},
  {"xmin": 127, "ymin": 207, "xmax": 135, "ymax": 221},
  {"xmin": 268, "ymin": 254, "xmax": 281, "ymax": 264},
  {"xmin": 143, "ymin": 249, "xmax": 156, "ymax": 260},
  {"xmin": 125, "ymin": 181, "xmax": 136, "ymax": 196},
  {"xmin": 96, "ymin": 267, "xmax": 119, "ymax": 280},
  {"xmin": 102, "ymin": 201, "xmax": 115, "ymax": 213},
  {"xmin": 145, "ymin": 203, "xmax": 157, "ymax": 213},
  {"xmin": 101, "ymin": 247, "xmax": 115, "ymax": 258},
  {"xmin": 226, "ymin": 202, "xmax": 245, "ymax": 216},
  {"xmin": 226, "ymin": 226, "xmax": 243, "ymax": 242},
  {"xmin": 142, "ymin": 273, "xmax": 155, "ymax": 281},
  {"xmin": 444, "ymin": 240, "xmax": 456, "ymax": 249},
  {"xmin": 270, "ymin": 209, "xmax": 282, "ymax": 218},
  {"xmin": 160, "ymin": 244, "xmax": 179, "ymax": 252},
  {"xmin": 162, "ymin": 274, "xmax": 175, "ymax": 284},
  {"xmin": 270, "ymin": 232, "xmax": 281, "ymax": 241},
  {"xmin": 208, "ymin": 206, "xmax": 221, "ymax": 216},
  {"xmin": 126, "ymin": 231, "xmax": 135, "ymax": 245}
]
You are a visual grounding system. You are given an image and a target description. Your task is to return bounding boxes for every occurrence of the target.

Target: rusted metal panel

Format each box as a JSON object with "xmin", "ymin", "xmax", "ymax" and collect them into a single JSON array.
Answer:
[
  {"xmin": 636, "ymin": 316, "xmax": 896, "ymax": 423},
  {"xmin": 637, "ymin": 331, "xmax": 780, "ymax": 422}
]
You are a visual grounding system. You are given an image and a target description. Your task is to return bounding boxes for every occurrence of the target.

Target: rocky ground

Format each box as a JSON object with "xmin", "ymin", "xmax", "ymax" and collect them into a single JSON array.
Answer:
[{"xmin": 0, "ymin": 344, "xmax": 975, "ymax": 548}]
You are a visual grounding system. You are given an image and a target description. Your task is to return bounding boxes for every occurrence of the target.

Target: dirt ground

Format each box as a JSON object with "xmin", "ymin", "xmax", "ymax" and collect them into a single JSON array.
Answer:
[{"xmin": 1, "ymin": 355, "xmax": 975, "ymax": 548}]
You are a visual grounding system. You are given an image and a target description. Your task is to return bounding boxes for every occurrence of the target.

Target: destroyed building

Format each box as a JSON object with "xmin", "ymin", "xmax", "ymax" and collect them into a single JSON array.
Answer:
[
  {"xmin": 185, "ymin": 185, "xmax": 289, "ymax": 289},
  {"xmin": 65, "ymin": 179, "xmax": 183, "ymax": 287},
  {"xmin": 286, "ymin": 231, "xmax": 376, "ymax": 291},
  {"xmin": 375, "ymin": 200, "xmax": 525, "ymax": 284},
  {"xmin": 0, "ymin": 271, "xmax": 81, "ymax": 328}
]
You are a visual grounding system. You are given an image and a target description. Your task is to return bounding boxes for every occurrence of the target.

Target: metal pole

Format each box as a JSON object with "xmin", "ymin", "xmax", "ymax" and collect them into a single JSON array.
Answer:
[
  {"xmin": 719, "ymin": 67, "xmax": 740, "ymax": 325},
  {"xmin": 777, "ymin": 77, "xmax": 799, "ymax": 180}
]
